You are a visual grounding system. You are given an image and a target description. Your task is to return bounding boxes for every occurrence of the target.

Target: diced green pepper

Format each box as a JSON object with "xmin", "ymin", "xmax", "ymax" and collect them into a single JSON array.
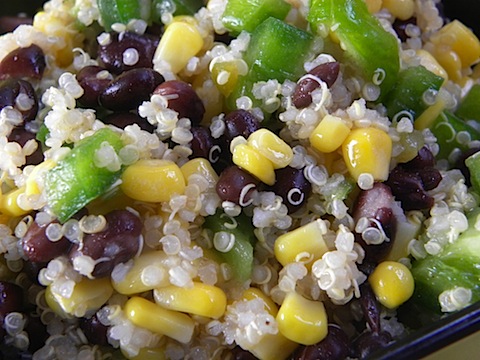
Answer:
[
  {"xmin": 383, "ymin": 65, "xmax": 445, "ymax": 121},
  {"xmin": 227, "ymin": 17, "xmax": 314, "ymax": 112},
  {"xmin": 455, "ymin": 84, "xmax": 480, "ymax": 122},
  {"xmin": 44, "ymin": 128, "xmax": 125, "ymax": 223},
  {"xmin": 151, "ymin": 0, "xmax": 204, "ymax": 22},
  {"xmin": 429, "ymin": 111, "xmax": 480, "ymax": 161},
  {"xmin": 308, "ymin": 0, "xmax": 400, "ymax": 100},
  {"xmin": 465, "ymin": 151, "xmax": 480, "ymax": 194},
  {"xmin": 97, "ymin": 0, "xmax": 151, "ymax": 31},
  {"xmin": 222, "ymin": 0, "xmax": 292, "ymax": 36},
  {"xmin": 203, "ymin": 210, "xmax": 256, "ymax": 282},
  {"xmin": 411, "ymin": 208, "xmax": 480, "ymax": 312}
]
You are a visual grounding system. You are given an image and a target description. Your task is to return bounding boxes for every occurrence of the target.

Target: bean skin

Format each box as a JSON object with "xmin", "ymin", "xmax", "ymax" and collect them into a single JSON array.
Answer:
[
  {"xmin": 224, "ymin": 109, "xmax": 261, "ymax": 143},
  {"xmin": 270, "ymin": 166, "xmax": 311, "ymax": 214},
  {"xmin": 230, "ymin": 346, "xmax": 258, "ymax": 360},
  {"xmin": 352, "ymin": 330, "xmax": 393, "ymax": 359},
  {"xmin": 154, "ymin": 80, "xmax": 205, "ymax": 126},
  {"xmin": 216, "ymin": 165, "xmax": 260, "ymax": 205},
  {"xmin": 103, "ymin": 112, "xmax": 155, "ymax": 132},
  {"xmin": 79, "ymin": 312, "xmax": 110, "ymax": 346},
  {"xmin": 100, "ymin": 68, "xmax": 164, "ymax": 111},
  {"xmin": 69, "ymin": 209, "xmax": 143, "ymax": 278},
  {"xmin": 404, "ymin": 146, "xmax": 436, "ymax": 169},
  {"xmin": 190, "ymin": 126, "xmax": 215, "ymax": 159},
  {"xmin": 292, "ymin": 62, "xmax": 340, "ymax": 108},
  {"xmin": 8, "ymin": 127, "xmax": 43, "ymax": 166},
  {"xmin": 22, "ymin": 221, "xmax": 72, "ymax": 263},
  {"xmin": 358, "ymin": 283, "xmax": 381, "ymax": 333},
  {"xmin": 77, "ymin": 65, "xmax": 111, "ymax": 108},
  {"xmin": 0, "ymin": 78, "xmax": 39, "ymax": 122},
  {"xmin": 392, "ymin": 17, "xmax": 417, "ymax": 42},
  {"xmin": 0, "ymin": 44, "xmax": 46, "ymax": 80},
  {"xmin": 0, "ymin": 281, "xmax": 25, "ymax": 339},
  {"xmin": 98, "ymin": 31, "xmax": 159, "ymax": 74},
  {"xmin": 25, "ymin": 314, "xmax": 49, "ymax": 353}
]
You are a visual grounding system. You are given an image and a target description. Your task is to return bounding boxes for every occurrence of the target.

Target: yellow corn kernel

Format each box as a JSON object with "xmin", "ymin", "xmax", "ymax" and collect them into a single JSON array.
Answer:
[
  {"xmin": 342, "ymin": 127, "xmax": 392, "ymax": 182},
  {"xmin": 123, "ymin": 347, "xmax": 167, "ymax": 360},
  {"xmin": 46, "ymin": 277, "xmax": 113, "ymax": 318},
  {"xmin": 431, "ymin": 20, "xmax": 480, "ymax": 68},
  {"xmin": 431, "ymin": 47, "xmax": 462, "ymax": 82},
  {"xmin": 25, "ymin": 159, "xmax": 57, "ymax": 196},
  {"xmin": 386, "ymin": 215, "xmax": 422, "ymax": 261},
  {"xmin": 180, "ymin": 158, "xmax": 219, "ymax": 187},
  {"xmin": 242, "ymin": 288, "xmax": 279, "ymax": 316},
  {"xmin": 232, "ymin": 143, "xmax": 276, "ymax": 185},
  {"xmin": 369, "ymin": 261, "xmax": 414, "ymax": 309},
  {"xmin": 382, "ymin": 0, "xmax": 415, "ymax": 20},
  {"xmin": 153, "ymin": 282, "xmax": 227, "ymax": 319},
  {"xmin": 247, "ymin": 129, "xmax": 293, "ymax": 169},
  {"xmin": 0, "ymin": 187, "xmax": 29, "ymax": 217},
  {"xmin": 276, "ymin": 292, "xmax": 328, "ymax": 345},
  {"xmin": 112, "ymin": 251, "xmax": 170, "ymax": 295},
  {"xmin": 211, "ymin": 59, "xmax": 248, "ymax": 97},
  {"xmin": 414, "ymin": 90, "xmax": 448, "ymax": 131},
  {"xmin": 154, "ymin": 20, "xmax": 204, "ymax": 74},
  {"xmin": 124, "ymin": 296, "xmax": 195, "ymax": 344},
  {"xmin": 310, "ymin": 114, "xmax": 351, "ymax": 153},
  {"xmin": 365, "ymin": 0, "xmax": 382, "ymax": 13},
  {"xmin": 415, "ymin": 49, "xmax": 448, "ymax": 80},
  {"xmin": 274, "ymin": 219, "xmax": 330, "ymax": 267},
  {"xmin": 121, "ymin": 159, "xmax": 186, "ymax": 202},
  {"xmin": 249, "ymin": 332, "xmax": 299, "ymax": 360}
]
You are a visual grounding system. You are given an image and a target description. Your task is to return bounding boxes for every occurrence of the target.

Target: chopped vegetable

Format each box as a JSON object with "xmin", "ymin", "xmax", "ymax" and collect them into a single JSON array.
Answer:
[{"xmin": 97, "ymin": 0, "xmax": 151, "ymax": 31}]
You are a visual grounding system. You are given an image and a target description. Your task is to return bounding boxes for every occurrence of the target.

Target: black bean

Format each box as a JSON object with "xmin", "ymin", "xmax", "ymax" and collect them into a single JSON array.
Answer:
[
  {"xmin": 8, "ymin": 127, "xmax": 43, "ymax": 166},
  {"xmin": 103, "ymin": 112, "xmax": 155, "ymax": 132},
  {"xmin": 0, "ymin": 15, "xmax": 33, "ymax": 34},
  {"xmin": 392, "ymin": 17, "xmax": 417, "ymax": 42},
  {"xmin": 24, "ymin": 314, "xmax": 48, "ymax": 353},
  {"xmin": 230, "ymin": 345, "xmax": 258, "ymax": 360},
  {"xmin": 22, "ymin": 221, "xmax": 72, "ymax": 263},
  {"xmin": 454, "ymin": 147, "xmax": 480, "ymax": 187},
  {"xmin": 404, "ymin": 146, "xmax": 436, "ymax": 170},
  {"xmin": 223, "ymin": 109, "xmax": 261, "ymax": 143},
  {"xmin": 0, "ymin": 44, "xmax": 46, "ymax": 80},
  {"xmin": 100, "ymin": 68, "xmax": 164, "ymax": 111},
  {"xmin": 216, "ymin": 165, "xmax": 260, "ymax": 205},
  {"xmin": 190, "ymin": 126, "xmax": 215, "ymax": 160},
  {"xmin": 98, "ymin": 31, "xmax": 159, "ymax": 75},
  {"xmin": 292, "ymin": 62, "xmax": 340, "ymax": 108},
  {"xmin": 79, "ymin": 312, "xmax": 109, "ymax": 346},
  {"xmin": 352, "ymin": 330, "xmax": 393, "ymax": 359},
  {"xmin": 153, "ymin": 80, "xmax": 205, "ymax": 125},
  {"xmin": 0, "ymin": 281, "xmax": 24, "ymax": 339},
  {"xmin": 77, "ymin": 65, "xmax": 111, "ymax": 108},
  {"xmin": 290, "ymin": 324, "xmax": 349, "ymax": 360},
  {"xmin": 418, "ymin": 167, "xmax": 442, "ymax": 191},
  {"xmin": 22, "ymin": 261, "xmax": 47, "ymax": 285},
  {"xmin": 271, "ymin": 166, "xmax": 311, "ymax": 213},
  {"xmin": 69, "ymin": 210, "xmax": 143, "ymax": 278},
  {"xmin": 358, "ymin": 283, "xmax": 382, "ymax": 333},
  {"xmin": 0, "ymin": 78, "xmax": 39, "ymax": 122}
]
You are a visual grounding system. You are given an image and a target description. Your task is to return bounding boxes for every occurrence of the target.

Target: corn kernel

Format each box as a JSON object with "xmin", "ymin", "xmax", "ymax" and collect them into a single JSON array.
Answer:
[
  {"xmin": 382, "ymin": 0, "xmax": 415, "ymax": 20},
  {"xmin": 249, "ymin": 332, "xmax": 299, "ymax": 360},
  {"xmin": 25, "ymin": 159, "xmax": 57, "ymax": 196},
  {"xmin": 154, "ymin": 20, "xmax": 204, "ymax": 74},
  {"xmin": 153, "ymin": 282, "xmax": 227, "ymax": 319},
  {"xmin": 247, "ymin": 129, "xmax": 293, "ymax": 169},
  {"xmin": 415, "ymin": 49, "xmax": 448, "ymax": 80},
  {"xmin": 431, "ymin": 20, "xmax": 480, "ymax": 68},
  {"xmin": 369, "ymin": 261, "xmax": 414, "ymax": 309},
  {"xmin": 431, "ymin": 47, "xmax": 462, "ymax": 82},
  {"xmin": 0, "ymin": 187, "xmax": 29, "ymax": 217},
  {"xmin": 124, "ymin": 296, "xmax": 195, "ymax": 344},
  {"xmin": 310, "ymin": 114, "xmax": 351, "ymax": 153},
  {"xmin": 414, "ymin": 90, "xmax": 448, "ymax": 131},
  {"xmin": 365, "ymin": 0, "xmax": 383, "ymax": 13},
  {"xmin": 211, "ymin": 59, "xmax": 248, "ymax": 97},
  {"xmin": 123, "ymin": 347, "xmax": 167, "ymax": 360},
  {"xmin": 242, "ymin": 288, "xmax": 279, "ymax": 316},
  {"xmin": 342, "ymin": 127, "xmax": 392, "ymax": 181},
  {"xmin": 232, "ymin": 143, "xmax": 276, "ymax": 185},
  {"xmin": 274, "ymin": 219, "xmax": 330, "ymax": 267},
  {"xmin": 180, "ymin": 158, "xmax": 219, "ymax": 187},
  {"xmin": 46, "ymin": 277, "xmax": 113, "ymax": 318},
  {"xmin": 276, "ymin": 291, "xmax": 328, "ymax": 345},
  {"xmin": 121, "ymin": 159, "xmax": 186, "ymax": 202},
  {"xmin": 112, "ymin": 251, "xmax": 170, "ymax": 295}
]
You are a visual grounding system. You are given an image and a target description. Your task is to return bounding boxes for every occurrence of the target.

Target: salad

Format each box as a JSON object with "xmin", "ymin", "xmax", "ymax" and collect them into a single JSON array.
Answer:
[{"xmin": 0, "ymin": 0, "xmax": 479, "ymax": 359}]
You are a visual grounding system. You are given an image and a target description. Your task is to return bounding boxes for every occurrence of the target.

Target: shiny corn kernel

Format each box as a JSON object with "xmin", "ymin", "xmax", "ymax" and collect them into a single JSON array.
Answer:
[
  {"xmin": 121, "ymin": 159, "xmax": 186, "ymax": 202},
  {"xmin": 232, "ymin": 143, "xmax": 276, "ymax": 185},
  {"xmin": 242, "ymin": 288, "xmax": 279, "ymax": 316},
  {"xmin": 415, "ymin": 49, "xmax": 449, "ymax": 80},
  {"xmin": 249, "ymin": 332, "xmax": 298, "ymax": 360},
  {"xmin": 25, "ymin": 159, "xmax": 57, "ymax": 196},
  {"xmin": 431, "ymin": 47, "xmax": 462, "ymax": 82},
  {"xmin": 124, "ymin": 296, "xmax": 195, "ymax": 344},
  {"xmin": 154, "ymin": 20, "xmax": 204, "ymax": 74},
  {"xmin": 342, "ymin": 127, "xmax": 392, "ymax": 182},
  {"xmin": 46, "ymin": 277, "xmax": 113, "ymax": 318},
  {"xmin": 211, "ymin": 59, "xmax": 248, "ymax": 97},
  {"xmin": 180, "ymin": 158, "xmax": 219, "ymax": 187},
  {"xmin": 382, "ymin": 0, "xmax": 415, "ymax": 20},
  {"xmin": 153, "ymin": 282, "xmax": 227, "ymax": 319},
  {"xmin": 0, "ymin": 187, "xmax": 29, "ymax": 217},
  {"xmin": 431, "ymin": 20, "xmax": 480, "ymax": 68},
  {"xmin": 365, "ymin": 0, "xmax": 382, "ymax": 13},
  {"xmin": 274, "ymin": 219, "xmax": 330, "ymax": 267},
  {"xmin": 112, "ymin": 251, "xmax": 169, "ymax": 295},
  {"xmin": 414, "ymin": 90, "xmax": 448, "ymax": 130},
  {"xmin": 369, "ymin": 261, "xmax": 414, "ymax": 309},
  {"xmin": 310, "ymin": 114, "xmax": 351, "ymax": 153},
  {"xmin": 276, "ymin": 291, "xmax": 328, "ymax": 345},
  {"xmin": 247, "ymin": 129, "xmax": 293, "ymax": 169}
]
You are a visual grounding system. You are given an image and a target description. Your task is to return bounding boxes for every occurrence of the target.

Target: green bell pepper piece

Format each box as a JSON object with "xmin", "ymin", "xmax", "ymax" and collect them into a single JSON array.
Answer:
[
  {"xmin": 151, "ymin": 0, "xmax": 204, "ymax": 22},
  {"xmin": 465, "ymin": 151, "xmax": 480, "ymax": 194},
  {"xmin": 456, "ymin": 84, "xmax": 480, "ymax": 122},
  {"xmin": 203, "ymin": 210, "xmax": 256, "ymax": 282},
  {"xmin": 97, "ymin": 0, "xmax": 151, "ymax": 31},
  {"xmin": 222, "ymin": 0, "xmax": 292, "ymax": 36},
  {"xmin": 44, "ymin": 128, "xmax": 125, "ymax": 223},
  {"xmin": 308, "ymin": 0, "xmax": 400, "ymax": 100}
]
